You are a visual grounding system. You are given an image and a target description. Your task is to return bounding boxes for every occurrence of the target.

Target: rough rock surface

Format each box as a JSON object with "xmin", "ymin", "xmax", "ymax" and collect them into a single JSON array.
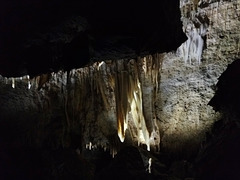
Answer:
[{"xmin": 158, "ymin": 0, "xmax": 240, "ymax": 156}]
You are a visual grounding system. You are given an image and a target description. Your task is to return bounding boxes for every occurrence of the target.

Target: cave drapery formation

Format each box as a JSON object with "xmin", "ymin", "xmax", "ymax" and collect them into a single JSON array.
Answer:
[
  {"xmin": 0, "ymin": 0, "xmax": 240, "ymax": 179},
  {"xmin": 0, "ymin": 55, "xmax": 163, "ymax": 157}
]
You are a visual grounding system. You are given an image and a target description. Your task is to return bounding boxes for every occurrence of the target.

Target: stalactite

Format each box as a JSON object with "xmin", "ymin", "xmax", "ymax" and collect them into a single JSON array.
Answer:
[
  {"xmin": 96, "ymin": 62, "xmax": 111, "ymax": 111},
  {"xmin": 128, "ymin": 69, "xmax": 150, "ymax": 150},
  {"xmin": 178, "ymin": 1, "xmax": 209, "ymax": 65},
  {"xmin": 12, "ymin": 78, "xmax": 15, "ymax": 88},
  {"xmin": 112, "ymin": 57, "xmax": 163, "ymax": 151},
  {"xmin": 111, "ymin": 147, "xmax": 117, "ymax": 158},
  {"xmin": 87, "ymin": 142, "xmax": 93, "ymax": 150},
  {"xmin": 148, "ymin": 158, "xmax": 152, "ymax": 174},
  {"xmin": 137, "ymin": 55, "xmax": 162, "ymax": 151},
  {"xmin": 82, "ymin": 55, "xmax": 162, "ymax": 151},
  {"xmin": 26, "ymin": 75, "xmax": 31, "ymax": 89},
  {"xmin": 115, "ymin": 62, "xmax": 128, "ymax": 142},
  {"xmin": 178, "ymin": 24, "xmax": 205, "ymax": 65}
]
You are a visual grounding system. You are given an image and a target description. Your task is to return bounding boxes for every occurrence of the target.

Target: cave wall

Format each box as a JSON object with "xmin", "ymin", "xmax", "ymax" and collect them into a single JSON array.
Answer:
[
  {"xmin": 157, "ymin": 0, "xmax": 240, "ymax": 155},
  {"xmin": 0, "ymin": 1, "xmax": 240, "ymax": 179}
]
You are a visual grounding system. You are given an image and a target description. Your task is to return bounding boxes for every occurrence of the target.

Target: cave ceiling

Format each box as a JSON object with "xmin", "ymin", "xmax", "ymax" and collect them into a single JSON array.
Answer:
[{"xmin": 0, "ymin": 0, "xmax": 186, "ymax": 77}]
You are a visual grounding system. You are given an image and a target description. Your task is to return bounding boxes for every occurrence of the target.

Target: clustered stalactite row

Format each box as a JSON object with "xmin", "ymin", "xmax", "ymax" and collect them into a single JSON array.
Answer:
[{"xmin": 1, "ymin": 54, "xmax": 163, "ymax": 157}]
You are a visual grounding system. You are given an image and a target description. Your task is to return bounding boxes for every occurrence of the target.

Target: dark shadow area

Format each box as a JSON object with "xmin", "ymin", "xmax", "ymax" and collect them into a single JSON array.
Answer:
[
  {"xmin": 209, "ymin": 59, "xmax": 240, "ymax": 114},
  {"xmin": 195, "ymin": 59, "xmax": 240, "ymax": 180},
  {"xmin": 0, "ymin": 0, "xmax": 186, "ymax": 77}
]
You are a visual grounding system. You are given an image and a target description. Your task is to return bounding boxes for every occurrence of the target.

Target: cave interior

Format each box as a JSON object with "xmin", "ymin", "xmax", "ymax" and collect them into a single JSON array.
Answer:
[{"xmin": 0, "ymin": 0, "xmax": 240, "ymax": 180}]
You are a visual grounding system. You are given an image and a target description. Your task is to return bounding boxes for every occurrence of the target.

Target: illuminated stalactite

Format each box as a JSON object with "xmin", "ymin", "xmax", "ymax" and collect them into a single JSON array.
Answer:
[
  {"xmin": 138, "ymin": 54, "xmax": 163, "ymax": 151},
  {"xmin": 11, "ymin": 78, "xmax": 15, "ymax": 88},
  {"xmin": 111, "ymin": 59, "xmax": 150, "ymax": 148},
  {"xmin": 113, "ymin": 56, "xmax": 162, "ymax": 151}
]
